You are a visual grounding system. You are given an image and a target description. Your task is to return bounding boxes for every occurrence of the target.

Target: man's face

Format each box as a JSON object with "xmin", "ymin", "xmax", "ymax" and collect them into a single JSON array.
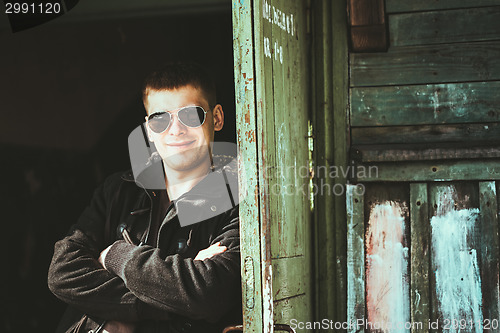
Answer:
[{"xmin": 145, "ymin": 85, "xmax": 224, "ymax": 174}]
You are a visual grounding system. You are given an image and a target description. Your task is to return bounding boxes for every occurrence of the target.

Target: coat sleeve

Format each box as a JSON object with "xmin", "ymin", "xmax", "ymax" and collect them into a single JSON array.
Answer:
[
  {"xmin": 103, "ymin": 212, "xmax": 241, "ymax": 322},
  {"xmin": 47, "ymin": 175, "xmax": 170, "ymax": 322}
]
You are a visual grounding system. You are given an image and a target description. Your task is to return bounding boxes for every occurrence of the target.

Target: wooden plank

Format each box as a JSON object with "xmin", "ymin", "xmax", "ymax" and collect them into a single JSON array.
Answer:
[
  {"xmin": 348, "ymin": 0, "xmax": 388, "ymax": 52},
  {"xmin": 332, "ymin": 0, "xmax": 350, "ymax": 325},
  {"xmin": 266, "ymin": 0, "xmax": 313, "ymax": 329},
  {"xmin": 312, "ymin": 0, "xmax": 337, "ymax": 325},
  {"xmin": 351, "ymin": 82, "xmax": 500, "ymax": 126},
  {"xmin": 350, "ymin": 25, "xmax": 389, "ymax": 52},
  {"xmin": 232, "ymin": 0, "xmax": 264, "ymax": 332},
  {"xmin": 348, "ymin": 0, "xmax": 385, "ymax": 25},
  {"xmin": 386, "ymin": 0, "xmax": 500, "ymax": 14},
  {"xmin": 346, "ymin": 184, "xmax": 365, "ymax": 333},
  {"xmin": 270, "ymin": 0, "xmax": 310, "ymax": 260},
  {"xmin": 429, "ymin": 183, "xmax": 482, "ymax": 332},
  {"xmin": 273, "ymin": 294, "xmax": 308, "ymax": 330},
  {"xmin": 364, "ymin": 183, "xmax": 410, "ymax": 333},
  {"xmin": 257, "ymin": 0, "xmax": 276, "ymax": 330},
  {"xmin": 479, "ymin": 181, "xmax": 500, "ymax": 328},
  {"xmin": 272, "ymin": 256, "xmax": 307, "ymax": 301},
  {"xmin": 351, "ymin": 123, "xmax": 500, "ymax": 146},
  {"xmin": 389, "ymin": 6, "xmax": 500, "ymax": 47},
  {"xmin": 350, "ymin": 41, "xmax": 500, "ymax": 87},
  {"xmin": 352, "ymin": 160, "xmax": 500, "ymax": 182},
  {"xmin": 410, "ymin": 183, "xmax": 430, "ymax": 333},
  {"xmin": 352, "ymin": 145, "xmax": 500, "ymax": 162}
]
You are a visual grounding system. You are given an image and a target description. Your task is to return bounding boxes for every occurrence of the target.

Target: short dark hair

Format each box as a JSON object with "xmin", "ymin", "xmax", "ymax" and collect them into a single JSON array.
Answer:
[{"xmin": 142, "ymin": 62, "xmax": 216, "ymax": 109}]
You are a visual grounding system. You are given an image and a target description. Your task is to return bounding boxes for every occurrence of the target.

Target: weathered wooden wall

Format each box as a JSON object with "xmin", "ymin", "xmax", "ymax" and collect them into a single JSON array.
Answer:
[
  {"xmin": 348, "ymin": 1, "xmax": 500, "ymax": 332},
  {"xmin": 351, "ymin": 1, "xmax": 500, "ymax": 161}
]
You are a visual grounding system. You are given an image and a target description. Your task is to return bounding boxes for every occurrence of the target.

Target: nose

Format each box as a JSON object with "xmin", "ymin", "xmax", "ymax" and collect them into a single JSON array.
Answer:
[{"xmin": 168, "ymin": 113, "xmax": 186, "ymax": 135}]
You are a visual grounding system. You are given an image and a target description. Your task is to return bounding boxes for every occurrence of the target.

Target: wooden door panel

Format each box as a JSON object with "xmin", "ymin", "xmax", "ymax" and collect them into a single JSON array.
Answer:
[
  {"xmin": 233, "ymin": 0, "xmax": 313, "ymax": 331},
  {"xmin": 347, "ymin": 181, "xmax": 500, "ymax": 332}
]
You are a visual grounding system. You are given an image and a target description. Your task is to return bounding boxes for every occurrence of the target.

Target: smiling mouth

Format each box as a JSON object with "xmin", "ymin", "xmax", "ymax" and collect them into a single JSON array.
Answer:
[{"xmin": 167, "ymin": 140, "xmax": 195, "ymax": 147}]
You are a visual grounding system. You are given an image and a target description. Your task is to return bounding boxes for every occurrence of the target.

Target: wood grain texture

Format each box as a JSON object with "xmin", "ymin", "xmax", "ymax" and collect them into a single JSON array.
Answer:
[
  {"xmin": 348, "ymin": 0, "xmax": 385, "ymax": 25},
  {"xmin": 429, "ymin": 183, "xmax": 482, "ymax": 332},
  {"xmin": 352, "ymin": 145, "xmax": 500, "ymax": 162},
  {"xmin": 348, "ymin": 0, "xmax": 388, "ymax": 52},
  {"xmin": 332, "ymin": 0, "xmax": 350, "ymax": 324},
  {"xmin": 350, "ymin": 82, "xmax": 500, "ymax": 126},
  {"xmin": 386, "ymin": 0, "xmax": 500, "ymax": 13},
  {"xmin": 253, "ymin": 1, "xmax": 275, "ymax": 329},
  {"xmin": 479, "ymin": 181, "xmax": 500, "ymax": 328},
  {"xmin": 272, "ymin": 256, "xmax": 307, "ymax": 301},
  {"xmin": 351, "ymin": 123, "xmax": 500, "ymax": 146},
  {"xmin": 232, "ymin": 0, "xmax": 263, "ymax": 331},
  {"xmin": 312, "ymin": 0, "xmax": 337, "ymax": 325},
  {"xmin": 410, "ymin": 183, "xmax": 430, "ymax": 333},
  {"xmin": 364, "ymin": 183, "xmax": 410, "ymax": 333},
  {"xmin": 389, "ymin": 6, "xmax": 500, "ymax": 46},
  {"xmin": 265, "ymin": 0, "xmax": 313, "ymax": 328},
  {"xmin": 273, "ymin": 294, "xmax": 308, "ymax": 329},
  {"xmin": 346, "ymin": 184, "xmax": 366, "ymax": 333},
  {"xmin": 352, "ymin": 160, "xmax": 500, "ymax": 182},
  {"xmin": 350, "ymin": 41, "xmax": 500, "ymax": 87}
]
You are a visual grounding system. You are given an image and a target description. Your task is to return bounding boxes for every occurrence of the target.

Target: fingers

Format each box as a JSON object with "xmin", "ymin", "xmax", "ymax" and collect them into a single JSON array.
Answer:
[
  {"xmin": 98, "ymin": 245, "xmax": 112, "ymax": 270},
  {"xmin": 194, "ymin": 242, "xmax": 227, "ymax": 261}
]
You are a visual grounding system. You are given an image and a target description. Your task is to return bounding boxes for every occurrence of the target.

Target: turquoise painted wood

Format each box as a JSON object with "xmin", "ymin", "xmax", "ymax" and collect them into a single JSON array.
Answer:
[
  {"xmin": 232, "ymin": 0, "xmax": 263, "ymax": 331},
  {"xmin": 352, "ymin": 145, "xmax": 500, "ymax": 162},
  {"xmin": 390, "ymin": 6, "xmax": 500, "ymax": 46},
  {"xmin": 351, "ymin": 160, "xmax": 500, "ymax": 182},
  {"xmin": 386, "ymin": 0, "xmax": 500, "ymax": 13},
  {"xmin": 350, "ymin": 82, "xmax": 500, "ymax": 127},
  {"xmin": 351, "ymin": 123, "xmax": 500, "ymax": 146},
  {"xmin": 428, "ymin": 182, "xmax": 482, "ymax": 331},
  {"xmin": 350, "ymin": 41, "xmax": 500, "ymax": 87},
  {"xmin": 233, "ymin": 0, "xmax": 313, "ymax": 331}
]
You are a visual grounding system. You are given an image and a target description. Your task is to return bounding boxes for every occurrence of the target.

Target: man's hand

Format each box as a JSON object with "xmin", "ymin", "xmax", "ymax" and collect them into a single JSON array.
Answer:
[
  {"xmin": 98, "ymin": 245, "xmax": 113, "ymax": 270},
  {"xmin": 194, "ymin": 242, "xmax": 227, "ymax": 261},
  {"xmin": 98, "ymin": 241, "xmax": 226, "ymax": 270},
  {"xmin": 102, "ymin": 320, "xmax": 135, "ymax": 333}
]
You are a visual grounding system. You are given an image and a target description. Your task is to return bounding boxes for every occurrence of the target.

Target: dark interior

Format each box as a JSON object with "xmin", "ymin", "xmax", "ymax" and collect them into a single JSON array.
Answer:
[{"xmin": 0, "ymin": 2, "xmax": 235, "ymax": 331}]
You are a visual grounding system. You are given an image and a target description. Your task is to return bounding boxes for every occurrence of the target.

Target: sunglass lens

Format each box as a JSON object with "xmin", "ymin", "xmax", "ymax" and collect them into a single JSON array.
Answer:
[
  {"xmin": 148, "ymin": 113, "xmax": 171, "ymax": 133},
  {"xmin": 179, "ymin": 106, "xmax": 205, "ymax": 127}
]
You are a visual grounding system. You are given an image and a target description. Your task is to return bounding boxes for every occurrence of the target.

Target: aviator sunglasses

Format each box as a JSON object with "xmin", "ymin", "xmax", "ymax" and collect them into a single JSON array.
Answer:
[{"xmin": 147, "ymin": 106, "xmax": 207, "ymax": 133}]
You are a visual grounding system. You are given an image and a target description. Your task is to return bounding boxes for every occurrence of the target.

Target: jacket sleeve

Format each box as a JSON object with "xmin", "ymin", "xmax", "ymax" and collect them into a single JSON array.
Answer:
[
  {"xmin": 103, "ymin": 212, "xmax": 241, "ymax": 322},
  {"xmin": 47, "ymin": 175, "xmax": 170, "ymax": 322}
]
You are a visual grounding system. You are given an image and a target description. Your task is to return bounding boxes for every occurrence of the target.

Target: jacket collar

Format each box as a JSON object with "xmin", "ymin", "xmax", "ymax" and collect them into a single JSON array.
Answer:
[{"xmin": 121, "ymin": 154, "xmax": 238, "ymax": 199}]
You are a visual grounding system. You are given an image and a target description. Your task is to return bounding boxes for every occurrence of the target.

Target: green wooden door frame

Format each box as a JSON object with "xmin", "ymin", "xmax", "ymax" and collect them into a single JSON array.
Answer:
[
  {"xmin": 232, "ymin": 0, "xmax": 265, "ymax": 331},
  {"xmin": 233, "ymin": 0, "xmax": 320, "ymax": 332}
]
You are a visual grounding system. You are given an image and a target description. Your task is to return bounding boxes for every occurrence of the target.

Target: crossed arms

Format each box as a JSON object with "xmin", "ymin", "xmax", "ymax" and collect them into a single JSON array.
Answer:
[{"xmin": 48, "ymin": 176, "xmax": 241, "ymax": 331}]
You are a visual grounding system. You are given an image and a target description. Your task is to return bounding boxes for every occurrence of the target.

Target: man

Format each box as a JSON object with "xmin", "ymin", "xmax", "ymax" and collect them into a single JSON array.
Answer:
[{"xmin": 48, "ymin": 63, "xmax": 242, "ymax": 333}]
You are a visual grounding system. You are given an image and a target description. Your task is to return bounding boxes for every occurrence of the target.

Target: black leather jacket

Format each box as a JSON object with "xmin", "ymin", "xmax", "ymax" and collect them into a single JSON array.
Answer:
[{"xmin": 48, "ymin": 157, "xmax": 242, "ymax": 333}]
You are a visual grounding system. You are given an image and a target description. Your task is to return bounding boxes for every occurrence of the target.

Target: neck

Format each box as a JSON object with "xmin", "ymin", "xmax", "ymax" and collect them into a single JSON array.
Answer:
[{"xmin": 164, "ymin": 159, "xmax": 212, "ymax": 200}]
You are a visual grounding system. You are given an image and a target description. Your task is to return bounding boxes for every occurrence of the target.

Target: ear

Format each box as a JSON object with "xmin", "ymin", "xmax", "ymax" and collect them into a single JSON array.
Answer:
[{"xmin": 212, "ymin": 104, "xmax": 224, "ymax": 131}]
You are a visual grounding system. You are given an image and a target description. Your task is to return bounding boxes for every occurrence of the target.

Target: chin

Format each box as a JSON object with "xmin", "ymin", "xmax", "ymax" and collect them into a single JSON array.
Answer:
[{"xmin": 164, "ymin": 154, "xmax": 208, "ymax": 172}]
